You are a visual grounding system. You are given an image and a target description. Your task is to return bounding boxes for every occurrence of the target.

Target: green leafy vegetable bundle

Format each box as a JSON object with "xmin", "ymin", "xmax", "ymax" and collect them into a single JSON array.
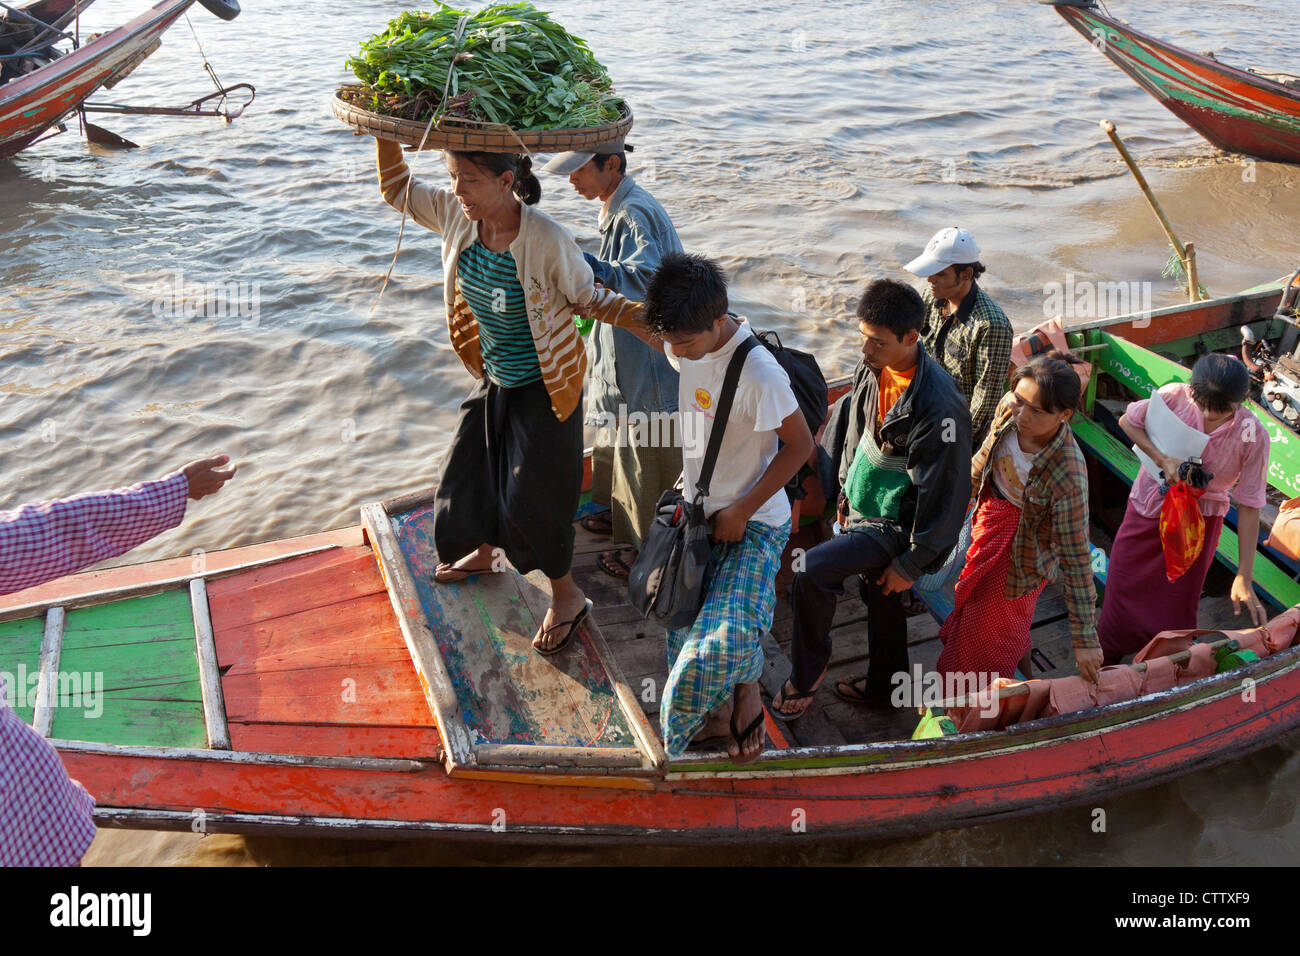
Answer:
[{"xmin": 346, "ymin": 2, "xmax": 623, "ymax": 130}]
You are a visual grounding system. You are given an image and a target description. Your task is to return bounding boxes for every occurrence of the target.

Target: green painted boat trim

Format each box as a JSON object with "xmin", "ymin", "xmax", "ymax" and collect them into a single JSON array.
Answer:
[
  {"xmin": 1070, "ymin": 415, "xmax": 1300, "ymax": 610},
  {"xmin": 51, "ymin": 590, "xmax": 207, "ymax": 749},
  {"xmin": 0, "ymin": 615, "xmax": 47, "ymax": 724},
  {"xmin": 1077, "ymin": 10, "xmax": 1300, "ymax": 131}
]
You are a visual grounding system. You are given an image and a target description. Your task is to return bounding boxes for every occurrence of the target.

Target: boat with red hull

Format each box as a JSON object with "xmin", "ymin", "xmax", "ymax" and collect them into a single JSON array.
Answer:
[
  {"xmin": 1045, "ymin": 1, "xmax": 1300, "ymax": 165},
  {"xmin": 0, "ymin": 0, "xmax": 243, "ymax": 158},
  {"xmin": 4, "ymin": 277, "xmax": 1300, "ymax": 844}
]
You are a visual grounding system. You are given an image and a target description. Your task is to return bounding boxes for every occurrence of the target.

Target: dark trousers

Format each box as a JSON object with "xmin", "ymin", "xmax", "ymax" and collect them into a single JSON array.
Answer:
[
  {"xmin": 434, "ymin": 377, "xmax": 582, "ymax": 579},
  {"xmin": 789, "ymin": 529, "xmax": 909, "ymax": 700}
]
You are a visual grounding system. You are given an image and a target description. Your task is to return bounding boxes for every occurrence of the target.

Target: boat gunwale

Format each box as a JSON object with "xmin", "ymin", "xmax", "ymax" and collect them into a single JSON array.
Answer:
[
  {"xmin": 82, "ymin": 684, "xmax": 1300, "ymax": 844},
  {"xmin": 668, "ymin": 638, "xmax": 1300, "ymax": 775},
  {"xmin": 1056, "ymin": 4, "xmax": 1300, "ymax": 105},
  {"xmin": 0, "ymin": 0, "xmax": 194, "ymax": 103},
  {"xmin": 46, "ymin": 637, "xmax": 1300, "ymax": 781}
]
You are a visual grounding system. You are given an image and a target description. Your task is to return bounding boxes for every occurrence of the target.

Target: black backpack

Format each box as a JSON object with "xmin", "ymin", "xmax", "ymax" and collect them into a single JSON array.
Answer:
[{"xmin": 753, "ymin": 329, "xmax": 829, "ymax": 500}]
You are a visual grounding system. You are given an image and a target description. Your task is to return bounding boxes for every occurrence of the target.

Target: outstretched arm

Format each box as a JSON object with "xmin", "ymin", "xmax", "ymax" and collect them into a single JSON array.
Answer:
[{"xmin": 0, "ymin": 455, "xmax": 236, "ymax": 596}]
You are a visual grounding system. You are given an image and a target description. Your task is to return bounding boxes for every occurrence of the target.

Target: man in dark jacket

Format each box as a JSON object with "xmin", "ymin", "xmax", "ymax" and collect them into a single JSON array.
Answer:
[{"xmin": 774, "ymin": 279, "xmax": 971, "ymax": 717}]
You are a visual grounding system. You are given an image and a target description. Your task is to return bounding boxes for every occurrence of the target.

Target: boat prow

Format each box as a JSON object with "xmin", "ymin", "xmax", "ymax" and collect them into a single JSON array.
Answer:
[{"xmin": 1044, "ymin": 0, "xmax": 1300, "ymax": 164}]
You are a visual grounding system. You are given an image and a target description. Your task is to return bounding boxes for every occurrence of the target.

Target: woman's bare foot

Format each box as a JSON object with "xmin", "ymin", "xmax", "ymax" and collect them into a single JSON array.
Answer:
[
  {"xmin": 728, "ymin": 681, "xmax": 765, "ymax": 763},
  {"xmin": 433, "ymin": 544, "xmax": 499, "ymax": 582}
]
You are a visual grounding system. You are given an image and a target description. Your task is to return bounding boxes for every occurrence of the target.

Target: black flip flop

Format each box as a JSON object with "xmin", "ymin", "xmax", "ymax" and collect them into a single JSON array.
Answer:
[
  {"xmin": 432, "ymin": 562, "xmax": 497, "ymax": 584},
  {"xmin": 597, "ymin": 549, "xmax": 634, "ymax": 579},
  {"xmin": 729, "ymin": 708, "xmax": 767, "ymax": 762},
  {"xmin": 771, "ymin": 681, "xmax": 818, "ymax": 721},
  {"xmin": 533, "ymin": 599, "xmax": 594, "ymax": 657},
  {"xmin": 833, "ymin": 675, "xmax": 893, "ymax": 709}
]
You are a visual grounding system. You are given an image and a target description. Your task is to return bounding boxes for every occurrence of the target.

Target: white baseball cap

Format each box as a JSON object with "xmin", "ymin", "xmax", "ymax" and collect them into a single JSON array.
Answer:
[
  {"xmin": 905, "ymin": 227, "xmax": 982, "ymax": 277},
  {"xmin": 542, "ymin": 139, "xmax": 628, "ymax": 175}
]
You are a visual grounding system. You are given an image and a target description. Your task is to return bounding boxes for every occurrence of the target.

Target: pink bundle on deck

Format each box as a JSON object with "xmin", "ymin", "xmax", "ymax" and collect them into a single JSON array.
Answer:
[
  {"xmin": 946, "ymin": 607, "xmax": 1300, "ymax": 733},
  {"xmin": 1159, "ymin": 479, "xmax": 1206, "ymax": 582}
]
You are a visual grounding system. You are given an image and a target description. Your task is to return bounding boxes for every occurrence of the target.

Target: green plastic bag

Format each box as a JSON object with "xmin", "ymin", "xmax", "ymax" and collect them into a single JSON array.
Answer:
[{"xmin": 912, "ymin": 706, "xmax": 957, "ymax": 740}]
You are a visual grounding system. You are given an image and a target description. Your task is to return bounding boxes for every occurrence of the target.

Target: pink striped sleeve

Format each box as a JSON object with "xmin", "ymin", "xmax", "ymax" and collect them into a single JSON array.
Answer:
[{"xmin": 0, "ymin": 472, "xmax": 189, "ymax": 595}]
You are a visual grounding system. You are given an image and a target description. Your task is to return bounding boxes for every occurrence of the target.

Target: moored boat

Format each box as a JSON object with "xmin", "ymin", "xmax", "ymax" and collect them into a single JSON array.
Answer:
[
  {"xmin": 3, "ymin": 275, "xmax": 1300, "ymax": 843},
  {"xmin": 1044, "ymin": 1, "xmax": 1300, "ymax": 165},
  {"xmin": 0, "ymin": 0, "xmax": 245, "ymax": 158}
]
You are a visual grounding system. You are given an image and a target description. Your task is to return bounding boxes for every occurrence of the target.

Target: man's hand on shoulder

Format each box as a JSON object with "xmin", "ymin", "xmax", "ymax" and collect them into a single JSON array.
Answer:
[{"xmin": 180, "ymin": 454, "xmax": 237, "ymax": 501}]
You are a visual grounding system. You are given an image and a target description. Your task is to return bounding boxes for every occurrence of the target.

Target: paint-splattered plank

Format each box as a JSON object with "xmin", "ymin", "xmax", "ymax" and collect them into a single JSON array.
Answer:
[
  {"xmin": 391, "ymin": 504, "xmax": 635, "ymax": 749},
  {"xmin": 51, "ymin": 590, "xmax": 207, "ymax": 748}
]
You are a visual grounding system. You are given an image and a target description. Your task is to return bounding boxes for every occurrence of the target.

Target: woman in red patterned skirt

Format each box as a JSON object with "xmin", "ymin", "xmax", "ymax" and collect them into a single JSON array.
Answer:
[{"xmin": 936, "ymin": 353, "xmax": 1103, "ymax": 687}]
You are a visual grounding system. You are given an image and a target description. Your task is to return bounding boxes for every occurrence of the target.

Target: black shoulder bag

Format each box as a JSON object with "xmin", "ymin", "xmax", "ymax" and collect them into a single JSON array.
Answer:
[{"xmin": 627, "ymin": 335, "xmax": 759, "ymax": 630}]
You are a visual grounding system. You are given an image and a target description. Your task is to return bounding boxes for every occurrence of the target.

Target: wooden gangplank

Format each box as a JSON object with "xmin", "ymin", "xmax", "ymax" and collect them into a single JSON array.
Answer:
[{"xmin": 363, "ymin": 499, "xmax": 666, "ymax": 779}]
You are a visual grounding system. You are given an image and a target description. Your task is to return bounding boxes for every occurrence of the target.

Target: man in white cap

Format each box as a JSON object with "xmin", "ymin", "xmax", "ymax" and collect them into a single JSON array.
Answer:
[
  {"xmin": 544, "ymin": 141, "xmax": 684, "ymax": 579},
  {"xmin": 905, "ymin": 227, "xmax": 1014, "ymax": 445}
]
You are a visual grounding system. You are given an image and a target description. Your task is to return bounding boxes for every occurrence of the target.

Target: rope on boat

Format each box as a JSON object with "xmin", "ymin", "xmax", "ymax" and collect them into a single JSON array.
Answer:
[{"xmin": 183, "ymin": 11, "xmax": 229, "ymax": 111}]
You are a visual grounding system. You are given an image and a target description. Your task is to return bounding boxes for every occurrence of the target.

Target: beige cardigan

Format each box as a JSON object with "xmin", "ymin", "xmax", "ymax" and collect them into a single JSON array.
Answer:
[{"xmin": 376, "ymin": 140, "xmax": 644, "ymax": 420}]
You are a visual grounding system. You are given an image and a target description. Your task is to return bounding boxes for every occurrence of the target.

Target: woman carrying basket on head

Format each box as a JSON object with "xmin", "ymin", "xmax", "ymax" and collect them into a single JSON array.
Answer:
[{"xmin": 373, "ymin": 137, "xmax": 644, "ymax": 654}]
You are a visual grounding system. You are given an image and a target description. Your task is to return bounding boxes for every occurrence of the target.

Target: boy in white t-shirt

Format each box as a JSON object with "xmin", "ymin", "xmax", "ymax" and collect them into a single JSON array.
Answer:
[{"xmin": 623, "ymin": 252, "xmax": 813, "ymax": 763}]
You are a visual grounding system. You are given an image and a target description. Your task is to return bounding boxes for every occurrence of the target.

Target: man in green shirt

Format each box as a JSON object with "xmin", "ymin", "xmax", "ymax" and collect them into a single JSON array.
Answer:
[{"xmin": 906, "ymin": 226, "xmax": 1014, "ymax": 447}]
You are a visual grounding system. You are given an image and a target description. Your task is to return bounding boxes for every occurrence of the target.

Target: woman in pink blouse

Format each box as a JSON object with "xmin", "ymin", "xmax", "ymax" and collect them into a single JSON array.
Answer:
[{"xmin": 1098, "ymin": 354, "xmax": 1270, "ymax": 663}]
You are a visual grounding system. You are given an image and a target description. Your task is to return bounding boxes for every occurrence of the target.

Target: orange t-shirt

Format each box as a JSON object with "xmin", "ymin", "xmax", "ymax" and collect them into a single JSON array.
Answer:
[{"xmin": 878, "ymin": 364, "xmax": 916, "ymax": 422}]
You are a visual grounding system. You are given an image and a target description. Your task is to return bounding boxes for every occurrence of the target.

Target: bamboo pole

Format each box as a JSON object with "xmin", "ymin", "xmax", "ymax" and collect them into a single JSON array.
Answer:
[{"xmin": 1099, "ymin": 119, "xmax": 1204, "ymax": 302}]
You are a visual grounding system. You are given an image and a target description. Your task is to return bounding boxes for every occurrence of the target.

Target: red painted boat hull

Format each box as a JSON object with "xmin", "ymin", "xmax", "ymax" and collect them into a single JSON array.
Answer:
[
  {"xmin": 61, "ymin": 646, "xmax": 1300, "ymax": 842},
  {"xmin": 1054, "ymin": 3, "xmax": 1300, "ymax": 164},
  {"xmin": 0, "ymin": 0, "xmax": 195, "ymax": 158}
]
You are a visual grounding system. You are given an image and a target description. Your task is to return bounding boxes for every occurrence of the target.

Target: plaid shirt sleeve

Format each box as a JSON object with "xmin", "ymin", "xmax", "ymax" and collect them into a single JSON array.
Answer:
[
  {"xmin": 0, "ymin": 680, "xmax": 98, "ymax": 866},
  {"xmin": 0, "ymin": 472, "xmax": 189, "ymax": 596},
  {"xmin": 1049, "ymin": 457, "xmax": 1099, "ymax": 650},
  {"xmin": 966, "ymin": 304, "xmax": 1015, "ymax": 443}
]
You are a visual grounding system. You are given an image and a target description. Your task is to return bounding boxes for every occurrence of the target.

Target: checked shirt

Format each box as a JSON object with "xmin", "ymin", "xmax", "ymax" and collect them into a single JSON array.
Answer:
[
  {"xmin": 922, "ymin": 282, "xmax": 1015, "ymax": 446},
  {"xmin": 971, "ymin": 394, "xmax": 1099, "ymax": 650}
]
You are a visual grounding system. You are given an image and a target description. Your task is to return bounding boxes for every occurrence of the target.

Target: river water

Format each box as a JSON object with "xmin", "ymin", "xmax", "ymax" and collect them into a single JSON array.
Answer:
[{"xmin": 2, "ymin": 0, "xmax": 1298, "ymax": 865}]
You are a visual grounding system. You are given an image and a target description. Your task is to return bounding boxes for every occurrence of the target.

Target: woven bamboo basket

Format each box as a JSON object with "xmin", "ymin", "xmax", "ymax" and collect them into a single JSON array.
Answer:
[{"xmin": 332, "ymin": 85, "xmax": 633, "ymax": 152}]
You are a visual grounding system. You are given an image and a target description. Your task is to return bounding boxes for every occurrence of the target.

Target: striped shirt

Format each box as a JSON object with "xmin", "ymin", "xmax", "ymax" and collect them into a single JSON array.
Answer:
[
  {"xmin": 457, "ymin": 241, "xmax": 542, "ymax": 387},
  {"xmin": 375, "ymin": 139, "xmax": 646, "ymax": 421}
]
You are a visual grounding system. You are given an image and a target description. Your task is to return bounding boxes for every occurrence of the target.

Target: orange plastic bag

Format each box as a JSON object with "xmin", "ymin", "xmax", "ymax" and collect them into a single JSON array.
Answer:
[{"xmin": 1159, "ymin": 480, "xmax": 1206, "ymax": 582}]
